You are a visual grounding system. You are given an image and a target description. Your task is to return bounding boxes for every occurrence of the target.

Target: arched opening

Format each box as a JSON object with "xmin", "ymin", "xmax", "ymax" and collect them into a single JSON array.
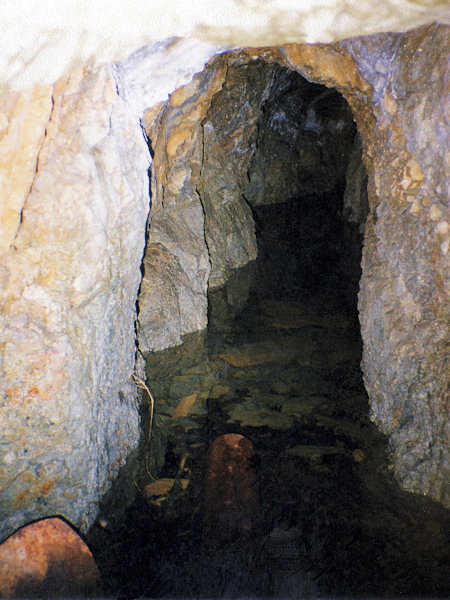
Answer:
[{"xmin": 87, "ymin": 57, "xmax": 449, "ymax": 598}]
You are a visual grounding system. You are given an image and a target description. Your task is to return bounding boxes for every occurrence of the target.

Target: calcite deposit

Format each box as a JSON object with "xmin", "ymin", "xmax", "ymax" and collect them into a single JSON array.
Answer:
[
  {"xmin": 0, "ymin": 24, "xmax": 448, "ymax": 545},
  {"xmin": 1, "ymin": 1, "xmax": 449, "ymax": 94}
]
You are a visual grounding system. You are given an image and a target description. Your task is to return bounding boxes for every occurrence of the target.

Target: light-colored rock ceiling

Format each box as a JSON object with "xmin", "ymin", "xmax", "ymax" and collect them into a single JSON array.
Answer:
[{"xmin": 1, "ymin": 0, "xmax": 449, "ymax": 94}]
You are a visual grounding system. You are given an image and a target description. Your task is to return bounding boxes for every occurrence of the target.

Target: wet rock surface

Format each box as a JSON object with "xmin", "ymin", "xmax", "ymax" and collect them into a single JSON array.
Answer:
[
  {"xmin": 138, "ymin": 27, "xmax": 449, "ymax": 507},
  {"xmin": 89, "ymin": 210, "xmax": 449, "ymax": 597}
]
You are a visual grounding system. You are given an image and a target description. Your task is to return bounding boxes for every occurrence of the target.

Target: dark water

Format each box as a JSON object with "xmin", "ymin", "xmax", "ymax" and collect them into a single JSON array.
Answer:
[{"xmin": 88, "ymin": 199, "xmax": 449, "ymax": 599}]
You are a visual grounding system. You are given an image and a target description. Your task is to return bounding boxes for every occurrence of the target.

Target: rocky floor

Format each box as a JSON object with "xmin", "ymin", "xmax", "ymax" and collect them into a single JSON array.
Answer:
[{"xmin": 89, "ymin": 270, "xmax": 449, "ymax": 598}]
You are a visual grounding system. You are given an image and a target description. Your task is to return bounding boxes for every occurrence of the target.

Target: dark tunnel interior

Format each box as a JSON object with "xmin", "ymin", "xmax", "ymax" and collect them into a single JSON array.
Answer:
[{"xmin": 86, "ymin": 62, "xmax": 450, "ymax": 599}]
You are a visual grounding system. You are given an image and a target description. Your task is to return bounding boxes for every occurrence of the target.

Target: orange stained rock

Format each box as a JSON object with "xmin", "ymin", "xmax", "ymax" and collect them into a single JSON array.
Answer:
[
  {"xmin": 203, "ymin": 433, "xmax": 258, "ymax": 544},
  {"xmin": 0, "ymin": 517, "xmax": 100, "ymax": 598},
  {"xmin": 282, "ymin": 43, "xmax": 372, "ymax": 95}
]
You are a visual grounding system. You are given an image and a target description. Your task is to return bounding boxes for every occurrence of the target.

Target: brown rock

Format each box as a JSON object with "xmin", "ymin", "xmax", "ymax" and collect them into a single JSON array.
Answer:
[
  {"xmin": 144, "ymin": 478, "xmax": 189, "ymax": 498},
  {"xmin": 0, "ymin": 517, "xmax": 100, "ymax": 598},
  {"xmin": 218, "ymin": 336, "xmax": 312, "ymax": 367},
  {"xmin": 173, "ymin": 393, "xmax": 198, "ymax": 418}
]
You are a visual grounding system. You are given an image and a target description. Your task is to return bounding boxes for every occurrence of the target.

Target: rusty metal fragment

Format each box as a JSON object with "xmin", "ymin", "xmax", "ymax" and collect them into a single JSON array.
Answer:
[
  {"xmin": 203, "ymin": 433, "xmax": 258, "ymax": 544},
  {"xmin": 0, "ymin": 517, "xmax": 100, "ymax": 598}
]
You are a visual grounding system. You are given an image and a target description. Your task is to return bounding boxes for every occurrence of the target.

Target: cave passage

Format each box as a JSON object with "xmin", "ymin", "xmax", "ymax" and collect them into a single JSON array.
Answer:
[{"xmin": 88, "ymin": 63, "xmax": 449, "ymax": 598}]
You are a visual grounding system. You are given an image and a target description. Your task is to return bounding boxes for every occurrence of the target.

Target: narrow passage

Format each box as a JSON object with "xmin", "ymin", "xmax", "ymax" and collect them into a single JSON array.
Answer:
[{"xmin": 89, "ymin": 207, "xmax": 449, "ymax": 597}]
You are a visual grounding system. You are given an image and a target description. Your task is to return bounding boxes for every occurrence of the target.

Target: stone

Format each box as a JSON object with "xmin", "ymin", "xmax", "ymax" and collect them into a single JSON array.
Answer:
[
  {"xmin": 0, "ymin": 85, "xmax": 53, "ymax": 249},
  {"xmin": 197, "ymin": 62, "xmax": 276, "ymax": 287},
  {"xmin": 0, "ymin": 63, "xmax": 150, "ymax": 540},
  {"xmin": 0, "ymin": 517, "xmax": 100, "ymax": 598},
  {"xmin": 262, "ymin": 524, "xmax": 319, "ymax": 598},
  {"xmin": 227, "ymin": 399, "xmax": 294, "ymax": 430},
  {"xmin": 348, "ymin": 25, "xmax": 450, "ymax": 507},
  {"xmin": 244, "ymin": 69, "xmax": 356, "ymax": 207},
  {"xmin": 342, "ymin": 133, "xmax": 369, "ymax": 232},
  {"xmin": 197, "ymin": 122, "xmax": 257, "ymax": 288},
  {"xmin": 139, "ymin": 31, "xmax": 450, "ymax": 508},
  {"xmin": 314, "ymin": 415, "xmax": 367, "ymax": 443},
  {"xmin": 353, "ymin": 449, "xmax": 367, "ymax": 463},
  {"xmin": 260, "ymin": 299, "xmax": 350, "ymax": 331},
  {"xmin": 138, "ymin": 59, "xmax": 228, "ymax": 351},
  {"xmin": 287, "ymin": 445, "xmax": 347, "ymax": 460},
  {"xmin": 0, "ymin": 22, "xmax": 449, "ymax": 547},
  {"xmin": 271, "ymin": 379, "xmax": 291, "ymax": 395},
  {"xmin": 144, "ymin": 478, "xmax": 189, "ymax": 498},
  {"xmin": 173, "ymin": 393, "xmax": 199, "ymax": 418},
  {"xmin": 218, "ymin": 336, "xmax": 314, "ymax": 368},
  {"xmin": 138, "ymin": 241, "xmax": 205, "ymax": 352},
  {"xmin": 209, "ymin": 384, "xmax": 230, "ymax": 399},
  {"xmin": 281, "ymin": 396, "xmax": 330, "ymax": 419},
  {"xmin": 0, "ymin": 40, "xmax": 223, "ymax": 542}
]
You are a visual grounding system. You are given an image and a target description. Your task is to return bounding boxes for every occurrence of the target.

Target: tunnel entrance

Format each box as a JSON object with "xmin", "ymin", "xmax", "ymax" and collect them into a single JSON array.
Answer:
[{"xmin": 87, "ymin": 60, "xmax": 449, "ymax": 598}]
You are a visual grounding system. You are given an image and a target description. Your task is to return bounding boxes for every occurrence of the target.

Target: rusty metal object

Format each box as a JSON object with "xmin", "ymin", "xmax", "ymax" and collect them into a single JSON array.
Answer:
[
  {"xmin": 203, "ymin": 433, "xmax": 258, "ymax": 544},
  {"xmin": 0, "ymin": 517, "xmax": 100, "ymax": 598}
]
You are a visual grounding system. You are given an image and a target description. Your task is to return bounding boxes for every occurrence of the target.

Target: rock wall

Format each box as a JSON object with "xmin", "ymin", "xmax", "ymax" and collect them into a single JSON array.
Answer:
[
  {"xmin": 138, "ymin": 58, "xmax": 226, "ymax": 352},
  {"xmin": 348, "ymin": 26, "xmax": 450, "ymax": 506},
  {"xmin": 0, "ymin": 64, "xmax": 149, "ymax": 541},
  {"xmin": 278, "ymin": 23, "xmax": 449, "ymax": 506},
  {"xmin": 198, "ymin": 61, "xmax": 275, "ymax": 289},
  {"xmin": 139, "ymin": 24, "xmax": 449, "ymax": 507},
  {"xmin": 0, "ymin": 25, "xmax": 448, "ymax": 542},
  {"xmin": 139, "ymin": 56, "xmax": 360, "ymax": 350},
  {"xmin": 0, "ymin": 39, "xmax": 222, "ymax": 541},
  {"xmin": 244, "ymin": 67, "xmax": 356, "ymax": 207}
]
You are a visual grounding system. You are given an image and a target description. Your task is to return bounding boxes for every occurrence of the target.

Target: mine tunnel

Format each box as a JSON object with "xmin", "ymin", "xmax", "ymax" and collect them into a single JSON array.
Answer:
[{"xmin": 86, "ymin": 60, "xmax": 449, "ymax": 598}]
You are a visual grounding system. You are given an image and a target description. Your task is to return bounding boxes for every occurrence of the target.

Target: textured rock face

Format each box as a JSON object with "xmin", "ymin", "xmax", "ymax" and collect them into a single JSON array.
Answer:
[
  {"xmin": 348, "ymin": 26, "xmax": 450, "ymax": 506},
  {"xmin": 0, "ymin": 64, "xmax": 150, "ymax": 540},
  {"xmin": 139, "ymin": 57, "xmax": 359, "ymax": 347},
  {"xmin": 0, "ymin": 38, "xmax": 226, "ymax": 542},
  {"xmin": 0, "ymin": 24, "xmax": 448, "ymax": 545},
  {"xmin": 139, "ymin": 24, "xmax": 449, "ymax": 507},
  {"xmin": 1, "ymin": 1, "xmax": 449, "ymax": 94},
  {"xmin": 279, "ymin": 24, "xmax": 449, "ymax": 506},
  {"xmin": 342, "ymin": 134, "xmax": 369, "ymax": 232},
  {"xmin": 244, "ymin": 67, "xmax": 356, "ymax": 207},
  {"xmin": 138, "ymin": 61, "xmax": 225, "ymax": 351},
  {"xmin": 198, "ymin": 61, "xmax": 275, "ymax": 288}
]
